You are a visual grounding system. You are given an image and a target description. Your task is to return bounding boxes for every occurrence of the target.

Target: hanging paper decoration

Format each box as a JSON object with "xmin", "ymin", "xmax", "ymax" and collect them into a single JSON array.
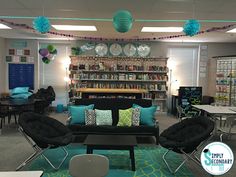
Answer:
[
  {"xmin": 183, "ymin": 19, "xmax": 201, "ymax": 36},
  {"xmin": 33, "ymin": 16, "xmax": 51, "ymax": 33},
  {"xmin": 113, "ymin": 10, "xmax": 133, "ymax": 33},
  {"xmin": 71, "ymin": 43, "xmax": 95, "ymax": 55},
  {"xmin": 42, "ymin": 56, "xmax": 51, "ymax": 64},
  {"xmin": 80, "ymin": 42, "xmax": 95, "ymax": 52},
  {"xmin": 39, "ymin": 45, "xmax": 57, "ymax": 64},
  {"xmin": 1, "ymin": 19, "xmax": 235, "ymax": 41}
]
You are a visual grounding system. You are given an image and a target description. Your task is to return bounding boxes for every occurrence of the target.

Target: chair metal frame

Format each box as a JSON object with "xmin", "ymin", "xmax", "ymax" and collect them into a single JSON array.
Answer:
[
  {"xmin": 219, "ymin": 115, "xmax": 236, "ymax": 141},
  {"xmin": 162, "ymin": 133, "xmax": 214, "ymax": 174},
  {"xmin": 16, "ymin": 126, "xmax": 68, "ymax": 171}
]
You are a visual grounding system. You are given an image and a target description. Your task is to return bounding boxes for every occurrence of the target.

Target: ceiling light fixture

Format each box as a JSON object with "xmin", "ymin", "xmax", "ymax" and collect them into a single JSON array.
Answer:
[
  {"xmin": 141, "ymin": 27, "xmax": 183, "ymax": 32},
  {"xmin": 226, "ymin": 28, "xmax": 236, "ymax": 33},
  {"xmin": 0, "ymin": 23, "xmax": 11, "ymax": 29},
  {"xmin": 52, "ymin": 25, "xmax": 97, "ymax": 31}
]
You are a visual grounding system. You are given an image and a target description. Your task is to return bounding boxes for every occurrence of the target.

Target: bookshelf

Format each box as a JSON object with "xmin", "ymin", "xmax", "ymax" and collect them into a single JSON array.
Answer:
[{"xmin": 69, "ymin": 55, "xmax": 168, "ymax": 111}]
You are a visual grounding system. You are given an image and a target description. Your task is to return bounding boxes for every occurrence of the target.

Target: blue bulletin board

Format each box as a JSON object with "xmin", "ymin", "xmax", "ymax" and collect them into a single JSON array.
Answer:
[{"xmin": 9, "ymin": 63, "xmax": 34, "ymax": 90}]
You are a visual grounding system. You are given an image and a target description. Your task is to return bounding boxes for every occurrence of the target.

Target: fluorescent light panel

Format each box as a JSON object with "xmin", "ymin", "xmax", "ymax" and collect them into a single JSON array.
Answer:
[
  {"xmin": 52, "ymin": 25, "xmax": 97, "ymax": 31},
  {"xmin": 0, "ymin": 24, "xmax": 11, "ymax": 29},
  {"xmin": 226, "ymin": 28, "xmax": 236, "ymax": 33},
  {"xmin": 141, "ymin": 27, "xmax": 183, "ymax": 32}
]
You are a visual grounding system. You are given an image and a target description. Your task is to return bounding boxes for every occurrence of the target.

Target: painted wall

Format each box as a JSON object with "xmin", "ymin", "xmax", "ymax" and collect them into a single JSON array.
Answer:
[
  {"xmin": 2, "ymin": 39, "xmax": 236, "ymax": 99},
  {"xmin": 0, "ymin": 37, "xmax": 6, "ymax": 93}
]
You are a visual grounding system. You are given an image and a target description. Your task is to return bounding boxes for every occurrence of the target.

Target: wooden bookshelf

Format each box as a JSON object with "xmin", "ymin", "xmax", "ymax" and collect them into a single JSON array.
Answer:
[{"xmin": 69, "ymin": 55, "xmax": 168, "ymax": 111}]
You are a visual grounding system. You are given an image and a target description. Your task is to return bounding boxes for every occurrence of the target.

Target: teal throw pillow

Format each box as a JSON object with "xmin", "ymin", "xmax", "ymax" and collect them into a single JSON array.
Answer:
[
  {"xmin": 11, "ymin": 87, "xmax": 29, "ymax": 95},
  {"xmin": 95, "ymin": 109, "xmax": 112, "ymax": 125},
  {"xmin": 132, "ymin": 104, "xmax": 157, "ymax": 126},
  {"xmin": 10, "ymin": 92, "xmax": 32, "ymax": 99},
  {"xmin": 69, "ymin": 104, "xmax": 94, "ymax": 124}
]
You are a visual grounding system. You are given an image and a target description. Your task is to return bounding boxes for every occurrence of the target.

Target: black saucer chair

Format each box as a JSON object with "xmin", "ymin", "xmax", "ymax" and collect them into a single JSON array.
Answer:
[
  {"xmin": 159, "ymin": 116, "xmax": 214, "ymax": 174},
  {"xmin": 16, "ymin": 112, "xmax": 73, "ymax": 171}
]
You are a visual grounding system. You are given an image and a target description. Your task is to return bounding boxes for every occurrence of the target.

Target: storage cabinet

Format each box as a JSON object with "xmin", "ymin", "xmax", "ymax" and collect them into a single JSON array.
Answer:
[
  {"xmin": 69, "ymin": 56, "xmax": 168, "ymax": 111},
  {"xmin": 215, "ymin": 57, "xmax": 236, "ymax": 106}
]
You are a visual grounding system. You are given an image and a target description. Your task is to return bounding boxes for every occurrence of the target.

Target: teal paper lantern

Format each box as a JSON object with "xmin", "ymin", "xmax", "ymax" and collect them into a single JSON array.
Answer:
[{"xmin": 113, "ymin": 10, "xmax": 133, "ymax": 33}]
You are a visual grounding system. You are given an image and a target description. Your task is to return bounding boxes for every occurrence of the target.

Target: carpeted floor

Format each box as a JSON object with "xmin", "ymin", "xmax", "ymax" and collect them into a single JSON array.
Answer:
[
  {"xmin": 28, "ymin": 144, "xmax": 193, "ymax": 177},
  {"xmin": 0, "ymin": 113, "xmax": 236, "ymax": 177}
]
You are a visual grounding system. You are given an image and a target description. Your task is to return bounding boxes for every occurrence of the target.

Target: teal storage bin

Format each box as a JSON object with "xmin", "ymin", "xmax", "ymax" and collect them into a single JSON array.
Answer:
[{"xmin": 56, "ymin": 104, "xmax": 64, "ymax": 113}]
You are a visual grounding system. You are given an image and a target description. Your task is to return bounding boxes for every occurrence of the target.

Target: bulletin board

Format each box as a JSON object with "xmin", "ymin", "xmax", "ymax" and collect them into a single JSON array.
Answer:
[
  {"xmin": 9, "ymin": 63, "xmax": 34, "ymax": 90},
  {"xmin": 178, "ymin": 87, "xmax": 202, "ymax": 112}
]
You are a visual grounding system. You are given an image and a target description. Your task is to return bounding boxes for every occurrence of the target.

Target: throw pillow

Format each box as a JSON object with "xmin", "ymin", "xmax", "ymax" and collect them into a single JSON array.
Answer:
[
  {"xmin": 132, "ymin": 104, "xmax": 157, "ymax": 126},
  {"xmin": 85, "ymin": 109, "xmax": 96, "ymax": 125},
  {"xmin": 118, "ymin": 108, "xmax": 132, "ymax": 126},
  {"xmin": 69, "ymin": 104, "xmax": 94, "ymax": 124},
  {"xmin": 95, "ymin": 109, "xmax": 112, "ymax": 125},
  {"xmin": 11, "ymin": 87, "xmax": 29, "ymax": 95},
  {"xmin": 132, "ymin": 108, "xmax": 141, "ymax": 126}
]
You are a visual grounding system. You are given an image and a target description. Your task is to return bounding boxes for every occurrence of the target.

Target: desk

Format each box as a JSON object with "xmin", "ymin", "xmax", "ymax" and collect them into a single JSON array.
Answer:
[
  {"xmin": 192, "ymin": 105, "xmax": 236, "ymax": 115},
  {"xmin": 0, "ymin": 171, "xmax": 43, "ymax": 177},
  {"xmin": 0, "ymin": 98, "xmax": 36, "ymax": 107}
]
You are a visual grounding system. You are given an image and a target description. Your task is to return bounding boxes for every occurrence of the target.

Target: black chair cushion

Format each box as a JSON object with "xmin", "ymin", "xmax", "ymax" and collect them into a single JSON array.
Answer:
[
  {"xmin": 159, "ymin": 116, "xmax": 214, "ymax": 153},
  {"xmin": 19, "ymin": 112, "xmax": 72, "ymax": 148},
  {"xmin": 74, "ymin": 98, "xmax": 152, "ymax": 125}
]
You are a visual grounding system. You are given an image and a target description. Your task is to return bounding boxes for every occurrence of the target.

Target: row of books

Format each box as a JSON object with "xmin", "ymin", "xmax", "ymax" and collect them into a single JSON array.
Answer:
[
  {"xmin": 70, "ymin": 82, "xmax": 166, "ymax": 90},
  {"xmin": 69, "ymin": 64, "xmax": 168, "ymax": 72},
  {"xmin": 72, "ymin": 73, "xmax": 167, "ymax": 81}
]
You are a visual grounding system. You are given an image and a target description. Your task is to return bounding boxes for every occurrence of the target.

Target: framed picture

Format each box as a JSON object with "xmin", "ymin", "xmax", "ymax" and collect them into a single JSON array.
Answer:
[
  {"xmin": 24, "ymin": 49, "xmax": 30, "ymax": 56},
  {"xmin": 6, "ymin": 56, "xmax": 12, "ymax": 62},
  {"xmin": 20, "ymin": 56, "xmax": 27, "ymax": 62},
  {"xmin": 16, "ymin": 49, "xmax": 23, "ymax": 56},
  {"xmin": 9, "ymin": 49, "xmax": 15, "ymax": 55}
]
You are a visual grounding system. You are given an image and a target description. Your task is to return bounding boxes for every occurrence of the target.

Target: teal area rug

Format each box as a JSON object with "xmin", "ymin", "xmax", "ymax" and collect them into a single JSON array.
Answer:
[{"xmin": 28, "ymin": 144, "xmax": 194, "ymax": 177}]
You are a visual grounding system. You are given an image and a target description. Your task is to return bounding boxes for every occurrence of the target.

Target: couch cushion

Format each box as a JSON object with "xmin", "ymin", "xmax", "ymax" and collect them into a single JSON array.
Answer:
[
  {"xmin": 69, "ymin": 104, "xmax": 94, "ymax": 124},
  {"xmin": 85, "ymin": 109, "xmax": 96, "ymax": 125},
  {"xmin": 68, "ymin": 125, "xmax": 157, "ymax": 135},
  {"xmin": 74, "ymin": 98, "xmax": 152, "ymax": 125},
  {"xmin": 118, "ymin": 108, "xmax": 132, "ymax": 126},
  {"xmin": 132, "ymin": 108, "xmax": 140, "ymax": 126},
  {"xmin": 133, "ymin": 104, "xmax": 157, "ymax": 126},
  {"xmin": 95, "ymin": 109, "xmax": 112, "ymax": 125}
]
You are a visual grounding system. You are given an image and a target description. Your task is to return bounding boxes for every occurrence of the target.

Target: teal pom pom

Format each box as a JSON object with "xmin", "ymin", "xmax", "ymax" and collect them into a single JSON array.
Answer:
[
  {"xmin": 33, "ymin": 16, "xmax": 51, "ymax": 33},
  {"xmin": 183, "ymin": 19, "xmax": 201, "ymax": 36}
]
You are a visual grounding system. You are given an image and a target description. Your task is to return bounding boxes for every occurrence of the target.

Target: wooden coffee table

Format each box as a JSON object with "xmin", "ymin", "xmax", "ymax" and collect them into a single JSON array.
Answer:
[{"xmin": 84, "ymin": 135, "xmax": 137, "ymax": 171}]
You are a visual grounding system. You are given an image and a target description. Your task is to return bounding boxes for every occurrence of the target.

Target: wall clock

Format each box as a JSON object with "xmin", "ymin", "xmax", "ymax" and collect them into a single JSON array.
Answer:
[
  {"xmin": 109, "ymin": 43, "xmax": 122, "ymax": 56},
  {"xmin": 123, "ymin": 43, "xmax": 136, "ymax": 57},
  {"xmin": 137, "ymin": 44, "xmax": 151, "ymax": 57},
  {"xmin": 95, "ymin": 43, "xmax": 108, "ymax": 56}
]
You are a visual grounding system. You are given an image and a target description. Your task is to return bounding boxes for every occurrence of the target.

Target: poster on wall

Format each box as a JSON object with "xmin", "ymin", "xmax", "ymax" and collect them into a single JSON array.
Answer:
[{"xmin": 178, "ymin": 86, "xmax": 202, "ymax": 113}]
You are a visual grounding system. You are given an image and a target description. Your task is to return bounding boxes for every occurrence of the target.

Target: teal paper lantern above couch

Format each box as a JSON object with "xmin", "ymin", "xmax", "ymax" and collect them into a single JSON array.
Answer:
[{"xmin": 113, "ymin": 10, "xmax": 133, "ymax": 33}]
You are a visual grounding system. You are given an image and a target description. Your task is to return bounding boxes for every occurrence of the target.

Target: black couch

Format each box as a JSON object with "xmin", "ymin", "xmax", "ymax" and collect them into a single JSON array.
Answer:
[{"xmin": 67, "ymin": 98, "xmax": 159, "ymax": 144}]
